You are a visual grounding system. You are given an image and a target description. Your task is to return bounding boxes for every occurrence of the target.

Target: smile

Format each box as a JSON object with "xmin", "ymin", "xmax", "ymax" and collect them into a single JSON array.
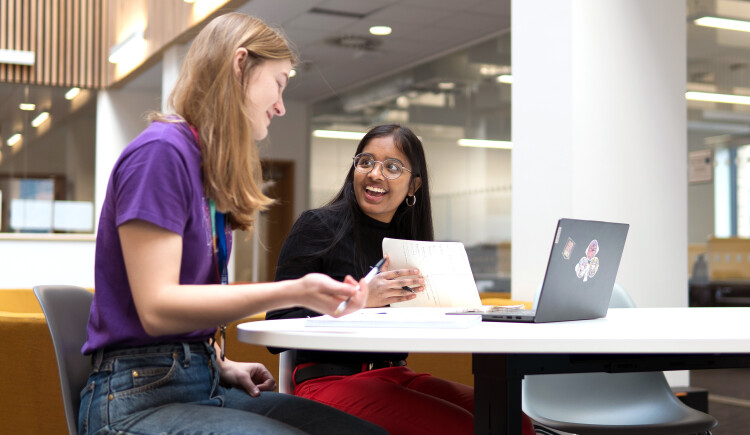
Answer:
[
  {"xmin": 366, "ymin": 186, "xmax": 386, "ymax": 194},
  {"xmin": 363, "ymin": 185, "xmax": 388, "ymax": 201}
]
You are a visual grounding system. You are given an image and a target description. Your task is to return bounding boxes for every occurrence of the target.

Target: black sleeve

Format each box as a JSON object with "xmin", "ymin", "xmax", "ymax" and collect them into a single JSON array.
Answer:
[{"xmin": 266, "ymin": 210, "xmax": 331, "ymax": 323}]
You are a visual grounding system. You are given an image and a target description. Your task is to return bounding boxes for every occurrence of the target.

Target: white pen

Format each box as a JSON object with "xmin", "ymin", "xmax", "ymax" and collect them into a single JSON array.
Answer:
[{"xmin": 334, "ymin": 257, "xmax": 386, "ymax": 316}]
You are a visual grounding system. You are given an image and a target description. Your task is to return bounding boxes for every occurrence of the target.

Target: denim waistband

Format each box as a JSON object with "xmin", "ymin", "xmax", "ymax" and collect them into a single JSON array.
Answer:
[{"xmin": 91, "ymin": 341, "xmax": 213, "ymax": 372}]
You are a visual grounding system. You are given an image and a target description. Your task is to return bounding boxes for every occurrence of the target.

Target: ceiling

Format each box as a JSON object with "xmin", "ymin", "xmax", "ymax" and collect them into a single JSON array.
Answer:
[
  {"xmin": 687, "ymin": 0, "xmax": 750, "ymax": 142},
  {"xmin": 234, "ymin": 0, "xmax": 511, "ymax": 102},
  {"xmin": 3, "ymin": 0, "xmax": 750, "ymax": 151}
]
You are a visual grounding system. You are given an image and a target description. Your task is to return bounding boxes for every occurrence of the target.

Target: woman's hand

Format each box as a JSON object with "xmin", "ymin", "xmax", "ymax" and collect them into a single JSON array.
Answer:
[
  {"xmin": 367, "ymin": 256, "xmax": 424, "ymax": 307},
  {"xmin": 298, "ymin": 273, "xmax": 369, "ymax": 317},
  {"xmin": 216, "ymin": 357, "xmax": 276, "ymax": 397}
]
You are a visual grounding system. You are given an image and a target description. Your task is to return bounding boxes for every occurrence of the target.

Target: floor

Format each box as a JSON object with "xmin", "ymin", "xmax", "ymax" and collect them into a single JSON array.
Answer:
[{"xmin": 691, "ymin": 368, "xmax": 750, "ymax": 435}]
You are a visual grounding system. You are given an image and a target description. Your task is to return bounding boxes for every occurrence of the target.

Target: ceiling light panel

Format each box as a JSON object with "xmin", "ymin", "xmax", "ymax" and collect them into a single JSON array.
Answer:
[
  {"xmin": 312, "ymin": 130, "xmax": 365, "ymax": 140},
  {"xmin": 694, "ymin": 16, "xmax": 750, "ymax": 33},
  {"xmin": 687, "ymin": 91, "xmax": 750, "ymax": 105},
  {"xmin": 7, "ymin": 133, "xmax": 22, "ymax": 146},
  {"xmin": 458, "ymin": 139, "xmax": 512, "ymax": 149},
  {"xmin": 65, "ymin": 88, "xmax": 81, "ymax": 100},
  {"xmin": 31, "ymin": 112, "xmax": 50, "ymax": 128}
]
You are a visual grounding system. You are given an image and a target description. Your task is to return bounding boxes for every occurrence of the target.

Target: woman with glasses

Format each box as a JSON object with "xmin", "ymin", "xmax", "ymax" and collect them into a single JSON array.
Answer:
[
  {"xmin": 80, "ymin": 13, "xmax": 386, "ymax": 435},
  {"xmin": 267, "ymin": 124, "xmax": 538, "ymax": 435}
]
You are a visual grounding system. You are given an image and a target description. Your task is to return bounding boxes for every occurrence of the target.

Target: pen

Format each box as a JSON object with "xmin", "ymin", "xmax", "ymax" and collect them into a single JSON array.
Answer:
[
  {"xmin": 402, "ymin": 286, "xmax": 415, "ymax": 293},
  {"xmin": 334, "ymin": 257, "xmax": 386, "ymax": 316}
]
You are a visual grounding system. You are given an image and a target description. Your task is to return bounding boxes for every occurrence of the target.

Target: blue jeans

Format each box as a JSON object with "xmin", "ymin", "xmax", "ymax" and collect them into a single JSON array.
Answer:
[{"xmin": 79, "ymin": 341, "xmax": 386, "ymax": 435}]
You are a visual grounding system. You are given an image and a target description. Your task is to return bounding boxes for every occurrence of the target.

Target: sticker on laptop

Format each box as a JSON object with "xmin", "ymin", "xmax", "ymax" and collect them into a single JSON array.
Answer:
[
  {"xmin": 575, "ymin": 239, "xmax": 599, "ymax": 282},
  {"xmin": 562, "ymin": 237, "xmax": 575, "ymax": 259}
]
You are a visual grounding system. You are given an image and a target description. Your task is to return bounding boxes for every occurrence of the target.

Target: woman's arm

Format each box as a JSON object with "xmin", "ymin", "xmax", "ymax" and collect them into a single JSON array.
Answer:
[{"xmin": 120, "ymin": 219, "xmax": 368, "ymax": 336}]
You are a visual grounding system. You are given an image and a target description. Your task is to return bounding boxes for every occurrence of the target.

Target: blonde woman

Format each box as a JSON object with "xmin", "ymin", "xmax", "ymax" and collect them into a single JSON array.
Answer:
[{"xmin": 80, "ymin": 13, "xmax": 384, "ymax": 435}]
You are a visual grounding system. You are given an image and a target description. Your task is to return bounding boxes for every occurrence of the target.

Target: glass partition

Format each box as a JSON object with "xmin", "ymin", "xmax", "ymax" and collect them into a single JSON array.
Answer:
[
  {"xmin": 0, "ymin": 83, "xmax": 96, "ymax": 233},
  {"xmin": 309, "ymin": 32, "xmax": 512, "ymax": 291}
]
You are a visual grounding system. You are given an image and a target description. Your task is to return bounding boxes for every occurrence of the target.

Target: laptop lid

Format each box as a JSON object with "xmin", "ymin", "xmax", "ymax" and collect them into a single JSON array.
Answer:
[{"xmin": 532, "ymin": 218, "xmax": 629, "ymax": 322}]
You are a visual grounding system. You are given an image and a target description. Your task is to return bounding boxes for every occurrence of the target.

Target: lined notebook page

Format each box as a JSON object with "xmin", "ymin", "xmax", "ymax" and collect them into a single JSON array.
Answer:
[{"xmin": 383, "ymin": 238, "xmax": 482, "ymax": 308}]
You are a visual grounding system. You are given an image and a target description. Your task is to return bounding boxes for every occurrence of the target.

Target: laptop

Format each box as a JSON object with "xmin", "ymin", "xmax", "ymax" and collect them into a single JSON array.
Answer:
[{"xmin": 474, "ymin": 218, "xmax": 629, "ymax": 323}]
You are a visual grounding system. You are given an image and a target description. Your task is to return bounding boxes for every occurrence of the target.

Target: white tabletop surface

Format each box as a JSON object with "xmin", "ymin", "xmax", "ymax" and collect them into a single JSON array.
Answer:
[{"xmin": 237, "ymin": 307, "xmax": 750, "ymax": 354}]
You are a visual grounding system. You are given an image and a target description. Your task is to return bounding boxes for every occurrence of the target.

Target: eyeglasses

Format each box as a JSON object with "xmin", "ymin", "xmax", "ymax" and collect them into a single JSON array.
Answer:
[{"xmin": 353, "ymin": 153, "xmax": 412, "ymax": 180}]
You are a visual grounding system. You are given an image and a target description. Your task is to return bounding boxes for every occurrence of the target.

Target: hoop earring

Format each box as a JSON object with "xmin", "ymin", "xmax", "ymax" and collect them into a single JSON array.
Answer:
[{"xmin": 405, "ymin": 195, "xmax": 416, "ymax": 207}]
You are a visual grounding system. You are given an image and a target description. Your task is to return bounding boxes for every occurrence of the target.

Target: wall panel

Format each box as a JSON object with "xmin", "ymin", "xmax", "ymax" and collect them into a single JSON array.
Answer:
[
  {"xmin": 0, "ymin": 0, "xmax": 107, "ymax": 88},
  {"xmin": 1, "ymin": 0, "xmax": 249, "ymax": 89}
]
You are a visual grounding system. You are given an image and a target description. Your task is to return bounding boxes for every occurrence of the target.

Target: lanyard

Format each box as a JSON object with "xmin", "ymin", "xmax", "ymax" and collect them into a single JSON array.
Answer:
[
  {"xmin": 209, "ymin": 199, "xmax": 229, "ymax": 286},
  {"xmin": 190, "ymin": 123, "xmax": 228, "ymax": 360},
  {"xmin": 209, "ymin": 199, "xmax": 228, "ymax": 361}
]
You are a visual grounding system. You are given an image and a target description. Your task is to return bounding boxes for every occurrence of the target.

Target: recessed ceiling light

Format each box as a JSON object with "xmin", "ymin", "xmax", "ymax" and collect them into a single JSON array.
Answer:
[
  {"xmin": 19, "ymin": 103, "xmax": 35, "ymax": 111},
  {"xmin": 7, "ymin": 133, "xmax": 22, "ymax": 146},
  {"xmin": 31, "ymin": 111, "xmax": 50, "ymax": 128},
  {"xmin": 0, "ymin": 49, "xmax": 34, "ymax": 66},
  {"xmin": 109, "ymin": 29, "xmax": 146, "ymax": 64},
  {"xmin": 496, "ymin": 75, "xmax": 513, "ymax": 84},
  {"xmin": 65, "ymin": 87, "xmax": 80, "ymax": 100},
  {"xmin": 369, "ymin": 26, "xmax": 392, "ymax": 36}
]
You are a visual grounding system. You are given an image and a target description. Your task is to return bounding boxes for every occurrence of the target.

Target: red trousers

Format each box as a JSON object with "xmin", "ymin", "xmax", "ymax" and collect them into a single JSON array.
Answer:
[{"xmin": 293, "ymin": 365, "xmax": 534, "ymax": 435}]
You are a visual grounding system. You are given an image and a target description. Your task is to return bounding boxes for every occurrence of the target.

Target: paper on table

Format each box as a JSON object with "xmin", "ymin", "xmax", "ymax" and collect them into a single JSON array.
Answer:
[
  {"xmin": 305, "ymin": 307, "xmax": 481, "ymax": 328},
  {"xmin": 383, "ymin": 238, "xmax": 482, "ymax": 308}
]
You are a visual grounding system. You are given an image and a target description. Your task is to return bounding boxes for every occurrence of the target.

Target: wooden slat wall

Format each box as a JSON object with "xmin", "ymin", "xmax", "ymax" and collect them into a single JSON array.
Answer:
[
  {"xmin": 104, "ymin": 0, "xmax": 239, "ymax": 86},
  {"xmin": 0, "ymin": 0, "xmax": 107, "ymax": 88},
  {"xmin": 0, "ymin": 0, "xmax": 248, "ymax": 89}
]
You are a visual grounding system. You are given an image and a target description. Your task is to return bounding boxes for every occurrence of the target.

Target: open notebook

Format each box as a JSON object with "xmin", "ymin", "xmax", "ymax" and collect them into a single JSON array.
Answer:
[{"xmin": 383, "ymin": 238, "xmax": 483, "ymax": 308}]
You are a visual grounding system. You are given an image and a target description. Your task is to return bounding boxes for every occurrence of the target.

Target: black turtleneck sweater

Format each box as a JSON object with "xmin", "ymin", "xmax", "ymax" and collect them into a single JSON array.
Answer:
[{"xmin": 266, "ymin": 205, "xmax": 409, "ymax": 365}]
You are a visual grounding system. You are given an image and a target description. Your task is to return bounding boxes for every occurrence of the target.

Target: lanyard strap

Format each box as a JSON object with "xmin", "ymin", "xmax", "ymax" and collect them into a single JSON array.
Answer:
[
  {"xmin": 209, "ymin": 199, "xmax": 229, "ymax": 285},
  {"xmin": 190, "ymin": 123, "xmax": 228, "ymax": 360}
]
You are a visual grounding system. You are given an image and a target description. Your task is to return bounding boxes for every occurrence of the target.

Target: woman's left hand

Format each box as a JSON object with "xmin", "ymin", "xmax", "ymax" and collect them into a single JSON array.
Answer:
[
  {"xmin": 366, "ymin": 256, "xmax": 425, "ymax": 307},
  {"xmin": 216, "ymin": 356, "xmax": 277, "ymax": 397}
]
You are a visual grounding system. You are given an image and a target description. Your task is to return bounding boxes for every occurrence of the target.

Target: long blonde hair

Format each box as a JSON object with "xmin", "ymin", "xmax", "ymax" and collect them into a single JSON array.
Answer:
[{"xmin": 153, "ymin": 13, "xmax": 297, "ymax": 232}]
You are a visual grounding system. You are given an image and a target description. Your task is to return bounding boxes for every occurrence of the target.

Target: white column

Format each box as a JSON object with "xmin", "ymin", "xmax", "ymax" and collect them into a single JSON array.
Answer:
[
  {"xmin": 94, "ymin": 89, "xmax": 161, "ymax": 228},
  {"xmin": 162, "ymin": 44, "xmax": 189, "ymax": 112},
  {"xmin": 512, "ymin": 0, "xmax": 687, "ymax": 306},
  {"xmin": 512, "ymin": 0, "xmax": 687, "ymax": 383}
]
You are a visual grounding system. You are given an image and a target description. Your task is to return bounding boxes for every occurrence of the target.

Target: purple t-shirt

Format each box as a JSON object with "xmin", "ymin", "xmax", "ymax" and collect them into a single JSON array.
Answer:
[{"xmin": 82, "ymin": 121, "xmax": 231, "ymax": 354}]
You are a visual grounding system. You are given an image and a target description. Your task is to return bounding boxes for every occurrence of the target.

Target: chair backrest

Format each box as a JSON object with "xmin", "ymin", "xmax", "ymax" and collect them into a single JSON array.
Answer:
[
  {"xmin": 278, "ymin": 349, "xmax": 297, "ymax": 394},
  {"xmin": 523, "ymin": 283, "xmax": 717, "ymax": 434},
  {"xmin": 535, "ymin": 282, "xmax": 635, "ymax": 310},
  {"xmin": 609, "ymin": 282, "xmax": 636, "ymax": 308},
  {"xmin": 33, "ymin": 285, "xmax": 93, "ymax": 435}
]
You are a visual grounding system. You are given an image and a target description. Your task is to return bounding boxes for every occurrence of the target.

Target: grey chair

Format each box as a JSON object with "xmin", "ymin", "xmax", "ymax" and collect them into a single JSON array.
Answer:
[
  {"xmin": 33, "ymin": 285, "xmax": 93, "ymax": 435},
  {"xmin": 522, "ymin": 284, "xmax": 717, "ymax": 435}
]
